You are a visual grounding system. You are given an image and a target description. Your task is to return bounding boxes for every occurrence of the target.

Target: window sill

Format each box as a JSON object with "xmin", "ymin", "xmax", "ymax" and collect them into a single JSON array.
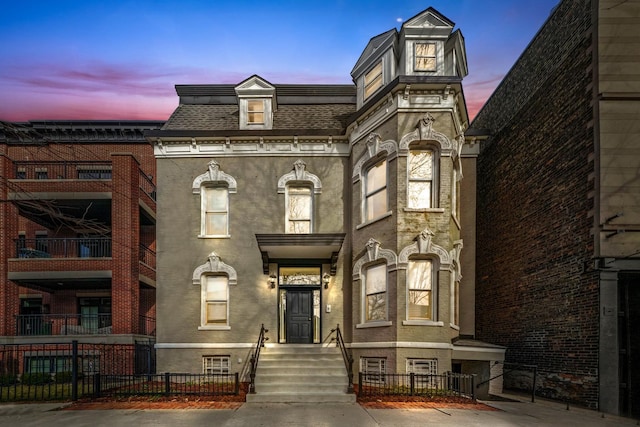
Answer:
[
  {"xmin": 356, "ymin": 211, "xmax": 393, "ymax": 230},
  {"xmin": 403, "ymin": 208, "xmax": 445, "ymax": 213},
  {"xmin": 198, "ymin": 325, "xmax": 231, "ymax": 331},
  {"xmin": 198, "ymin": 235, "xmax": 231, "ymax": 239},
  {"xmin": 356, "ymin": 321, "xmax": 392, "ymax": 329},
  {"xmin": 402, "ymin": 320, "xmax": 444, "ymax": 327}
]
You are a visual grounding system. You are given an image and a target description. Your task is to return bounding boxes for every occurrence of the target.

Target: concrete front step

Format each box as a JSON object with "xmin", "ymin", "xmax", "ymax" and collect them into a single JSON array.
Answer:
[
  {"xmin": 251, "ymin": 345, "xmax": 354, "ymax": 403},
  {"xmin": 246, "ymin": 392, "xmax": 356, "ymax": 403}
]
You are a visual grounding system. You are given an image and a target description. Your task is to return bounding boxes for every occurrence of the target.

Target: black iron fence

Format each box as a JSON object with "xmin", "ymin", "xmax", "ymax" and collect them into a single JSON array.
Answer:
[
  {"xmin": 0, "ymin": 341, "xmax": 155, "ymax": 402},
  {"xmin": 95, "ymin": 372, "xmax": 239, "ymax": 398},
  {"xmin": 358, "ymin": 372, "xmax": 476, "ymax": 399},
  {"xmin": 15, "ymin": 237, "xmax": 112, "ymax": 259},
  {"xmin": 15, "ymin": 314, "xmax": 113, "ymax": 336}
]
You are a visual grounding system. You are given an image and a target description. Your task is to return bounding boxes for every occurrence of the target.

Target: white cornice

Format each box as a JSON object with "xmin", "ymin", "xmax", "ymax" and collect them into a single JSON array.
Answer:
[{"xmin": 153, "ymin": 137, "xmax": 350, "ymax": 158}]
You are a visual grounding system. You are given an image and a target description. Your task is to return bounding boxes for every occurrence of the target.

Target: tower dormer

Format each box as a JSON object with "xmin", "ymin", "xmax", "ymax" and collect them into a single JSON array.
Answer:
[{"xmin": 398, "ymin": 7, "xmax": 467, "ymax": 77}]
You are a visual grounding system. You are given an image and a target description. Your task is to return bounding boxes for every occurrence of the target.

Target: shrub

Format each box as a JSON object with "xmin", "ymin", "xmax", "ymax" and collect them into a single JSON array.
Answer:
[
  {"xmin": 21, "ymin": 372, "xmax": 53, "ymax": 385},
  {"xmin": 0, "ymin": 374, "xmax": 18, "ymax": 386},
  {"xmin": 55, "ymin": 371, "xmax": 73, "ymax": 383}
]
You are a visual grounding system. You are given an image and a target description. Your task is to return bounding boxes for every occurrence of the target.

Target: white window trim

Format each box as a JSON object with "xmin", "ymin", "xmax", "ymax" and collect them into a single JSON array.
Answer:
[
  {"xmin": 407, "ymin": 146, "xmax": 439, "ymax": 210},
  {"xmin": 192, "ymin": 161, "xmax": 237, "ymax": 239},
  {"xmin": 278, "ymin": 160, "xmax": 322, "ymax": 234},
  {"xmin": 406, "ymin": 358, "xmax": 438, "ymax": 374},
  {"xmin": 353, "ymin": 134, "xmax": 398, "ymax": 228},
  {"xmin": 192, "ymin": 252, "xmax": 237, "ymax": 330},
  {"xmin": 200, "ymin": 276, "xmax": 229, "ymax": 330},
  {"xmin": 360, "ymin": 357, "xmax": 386, "ymax": 381},
  {"xmin": 353, "ymin": 238, "xmax": 398, "ymax": 327},
  {"xmin": 406, "ymin": 258, "xmax": 437, "ymax": 322},
  {"xmin": 413, "ymin": 42, "xmax": 437, "ymax": 72},
  {"xmin": 202, "ymin": 355, "xmax": 230, "ymax": 374},
  {"xmin": 200, "ymin": 185, "xmax": 230, "ymax": 238}
]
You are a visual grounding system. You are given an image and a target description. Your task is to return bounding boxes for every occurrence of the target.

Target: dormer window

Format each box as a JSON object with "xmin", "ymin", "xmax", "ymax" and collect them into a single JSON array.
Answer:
[
  {"xmin": 247, "ymin": 100, "xmax": 265, "ymax": 124},
  {"xmin": 415, "ymin": 43, "xmax": 436, "ymax": 71},
  {"xmin": 364, "ymin": 61, "xmax": 383, "ymax": 100},
  {"xmin": 234, "ymin": 75, "xmax": 276, "ymax": 130}
]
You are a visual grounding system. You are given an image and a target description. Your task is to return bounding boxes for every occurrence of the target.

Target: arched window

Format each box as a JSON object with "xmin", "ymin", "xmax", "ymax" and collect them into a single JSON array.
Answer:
[
  {"xmin": 203, "ymin": 185, "xmax": 229, "ymax": 236},
  {"xmin": 192, "ymin": 252, "xmax": 237, "ymax": 330},
  {"xmin": 278, "ymin": 160, "xmax": 321, "ymax": 234},
  {"xmin": 364, "ymin": 263, "xmax": 387, "ymax": 321},
  {"xmin": 408, "ymin": 146, "xmax": 437, "ymax": 209},
  {"xmin": 407, "ymin": 258, "xmax": 436, "ymax": 320},
  {"xmin": 192, "ymin": 160, "xmax": 237, "ymax": 238},
  {"xmin": 353, "ymin": 238, "xmax": 397, "ymax": 327},
  {"xmin": 364, "ymin": 158, "xmax": 388, "ymax": 221},
  {"xmin": 286, "ymin": 185, "xmax": 312, "ymax": 233},
  {"xmin": 202, "ymin": 275, "xmax": 228, "ymax": 326}
]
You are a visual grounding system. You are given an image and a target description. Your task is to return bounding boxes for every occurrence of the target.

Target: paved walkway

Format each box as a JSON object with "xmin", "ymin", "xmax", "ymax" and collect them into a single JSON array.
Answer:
[{"xmin": 0, "ymin": 394, "xmax": 637, "ymax": 426}]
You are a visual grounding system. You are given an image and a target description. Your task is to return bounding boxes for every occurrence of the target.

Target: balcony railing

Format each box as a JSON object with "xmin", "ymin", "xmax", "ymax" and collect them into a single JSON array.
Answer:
[
  {"xmin": 139, "ymin": 244, "xmax": 156, "ymax": 269},
  {"xmin": 139, "ymin": 170, "xmax": 156, "ymax": 201},
  {"xmin": 15, "ymin": 314, "xmax": 113, "ymax": 336},
  {"xmin": 15, "ymin": 314, "xmax": 156, "ymax": 336},
  {"xmin": 13, "ymin": 161, "xmax": 112, "ymax": 180},
  {"xmin": 15, "ymin": 238, "xmax": 112, "ymax": 259}
]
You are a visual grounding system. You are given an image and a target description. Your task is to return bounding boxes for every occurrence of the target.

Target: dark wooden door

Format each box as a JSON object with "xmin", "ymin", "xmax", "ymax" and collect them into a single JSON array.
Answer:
[{"xmin": 286, "ymin": 290, "xmax": 313, "ymax": 343}]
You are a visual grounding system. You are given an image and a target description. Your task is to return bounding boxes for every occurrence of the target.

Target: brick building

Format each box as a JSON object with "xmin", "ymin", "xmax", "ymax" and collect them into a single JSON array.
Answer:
[
  {"xmin": 0, "ymin": 120, "xmax": 163, "ymax": 355},
  {"xmin": 471, "ymin": 0, "xmax": 640, "ymax": 417}
]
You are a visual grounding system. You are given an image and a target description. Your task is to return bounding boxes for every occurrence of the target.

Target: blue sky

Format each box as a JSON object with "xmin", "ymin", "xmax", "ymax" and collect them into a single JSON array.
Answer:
[{"xmin": 0, "ymin": 0, "xmax": 560, "ymax": 122}]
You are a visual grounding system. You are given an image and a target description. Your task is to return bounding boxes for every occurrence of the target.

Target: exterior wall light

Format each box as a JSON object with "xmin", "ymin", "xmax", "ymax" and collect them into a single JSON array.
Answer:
[
  {"xmin": 323, "ymin": 273, "xmax": 331, "ymax": 289},
  {"xmin": 268, "ymin": 275, "xmax": 277, "ymax": 289}
]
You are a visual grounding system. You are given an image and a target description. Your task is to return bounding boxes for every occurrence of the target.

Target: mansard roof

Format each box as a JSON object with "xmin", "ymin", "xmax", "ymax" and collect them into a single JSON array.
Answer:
[
  {"xmin": 351, "ymin": 28, "xmax": 397, "ymax": 76},
  {"xmin": 161, "ymin": 103, "xmax": 354, "ymax": 134},
  {"xmin": 156, "ymin": 80, "xmax": 356, "ymax": 135}
]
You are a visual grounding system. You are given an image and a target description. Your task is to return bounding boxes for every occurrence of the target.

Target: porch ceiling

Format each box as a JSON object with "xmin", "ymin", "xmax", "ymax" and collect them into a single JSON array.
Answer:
[{"xmin": 255, "ymin": 233, "xmax": 345, "ymax": 274}]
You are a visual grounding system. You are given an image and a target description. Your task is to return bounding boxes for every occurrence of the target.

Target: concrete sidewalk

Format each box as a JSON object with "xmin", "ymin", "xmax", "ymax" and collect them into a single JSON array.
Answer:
[{"xmin": 0, "ymin": 395, "xmax": 637, "ymax": 426}]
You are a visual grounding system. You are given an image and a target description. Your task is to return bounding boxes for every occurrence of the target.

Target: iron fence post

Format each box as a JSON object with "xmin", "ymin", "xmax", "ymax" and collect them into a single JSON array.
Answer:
[
  {"xmin": 72, "ymin": 340, "xmax": 78, "ymax": 401},
  {"xmin": 471, "ymin": 374, "xmax": 477, "ymax": 401},
  {"xmin": 234, "ymin": 372, "xmax": 240, "ymax": 395},
  {"xmin": 94, "ymin": 373, "xmax": 101, "ymax": 398},
  {"xmin": 165, "ymin": 372, "xmax": 171, "ymax": 396},
  {"xmin": 410, "ymin": 372, "xmax": 415, "ymax": 396},
  {"xmin": 358, "ymin": 372, "xmax": 363, "ymax": 397}
]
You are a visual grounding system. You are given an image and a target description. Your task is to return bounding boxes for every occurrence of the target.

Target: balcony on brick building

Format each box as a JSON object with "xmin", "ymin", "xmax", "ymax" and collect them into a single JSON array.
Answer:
[{"xmin": 0, "ymin": 121, "xmax": 162, "ymax": 345}]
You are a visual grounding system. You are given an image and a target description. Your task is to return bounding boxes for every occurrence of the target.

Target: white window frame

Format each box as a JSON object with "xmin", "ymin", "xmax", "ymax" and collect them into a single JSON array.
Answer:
[
  {"xmin": 360, "ymin": 357, "xmax": 386, "ymax": 382},
  {"xmin": 203, "ymin": 355, "xmax": 230, "ymax": 375},
  {"xmin": 202, "ymin": 185, "xmax": 230, "ymax": 238},
  {"xmin": 285, "ymin": 184, "xmax": 313, "ymax": 234},
  {"xmin": 406, "ymin": 259, "xmax": 436, "ymax": 321},
  {"xmin": 406, "ymin": 358, "xmax": 437, "ymax": 374},
  {"xmin": 201, "ymin": 275, "xmax": 229, "ymax": 328},
  {"xmin": 363, "ymin": 158, "xmax": 388, "ymax": 223},
  {"xmin": 193, "ymin": 161, "xmax": 236, "ymax": 239},
  {"xmin": 414, "ymin": 42, "xmax": 437, "ymax": 72},
  {"xmin": 407, "ymin": 147, "xmax": 437, "ymax": 209},
  {"xmin": 363, "ymin": 263, "xmax": 388, "ymax": 323},
  {"xmin": 246, "ymin": 99, "xmax": 265, "ymax": 124},
  {"xmin": 364, "ymin": 61, "xmax": 383, "ymax": 100}
]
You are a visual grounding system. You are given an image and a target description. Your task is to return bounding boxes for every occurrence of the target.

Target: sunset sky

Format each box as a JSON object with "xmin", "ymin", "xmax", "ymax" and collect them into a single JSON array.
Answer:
[{"xmin": 0, "ymin": 0, "xmax": 560, "ymax": 122}]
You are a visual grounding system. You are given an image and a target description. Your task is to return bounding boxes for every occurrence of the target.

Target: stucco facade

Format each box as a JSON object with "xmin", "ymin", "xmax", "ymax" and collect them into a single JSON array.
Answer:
[{"xmin": 150, "ymin": 7, "xmax": 504, "ymax": 393}]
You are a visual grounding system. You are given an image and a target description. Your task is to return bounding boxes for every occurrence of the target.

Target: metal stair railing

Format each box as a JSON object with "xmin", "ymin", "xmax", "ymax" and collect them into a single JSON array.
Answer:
[
  {"xmin": 249, "ymin": 323, "xmax": 269, "ymax": 394},
  {"xmin": 331, "ymin": 324, "xmax": 354, "ymax": 393}
]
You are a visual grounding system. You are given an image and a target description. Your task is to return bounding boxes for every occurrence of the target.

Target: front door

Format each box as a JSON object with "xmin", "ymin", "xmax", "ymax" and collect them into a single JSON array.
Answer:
[{"xmin": 286, "ymin": 290, "xmax": 313, "ymax": 344}]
